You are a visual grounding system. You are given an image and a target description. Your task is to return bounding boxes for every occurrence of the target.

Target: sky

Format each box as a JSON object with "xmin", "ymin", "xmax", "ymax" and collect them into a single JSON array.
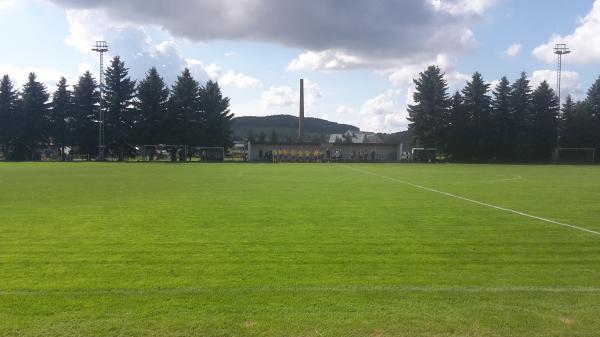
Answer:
[{"xmin": 1, "ymin": 0, "xmax": 600, "ymax": 133}]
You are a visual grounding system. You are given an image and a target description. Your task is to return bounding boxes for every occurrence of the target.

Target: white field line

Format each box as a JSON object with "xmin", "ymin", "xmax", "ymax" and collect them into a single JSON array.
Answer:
[
  {"xmin": 486, "ymin": 175, "xmax": 522, "ymax": 183},
  {"xmin": 347, "ymin": 166, "xmax": 600, "ymax": 236},
  {"xmin": 2, "ymin": 286, "xmax": 600, "ymax": 296}
]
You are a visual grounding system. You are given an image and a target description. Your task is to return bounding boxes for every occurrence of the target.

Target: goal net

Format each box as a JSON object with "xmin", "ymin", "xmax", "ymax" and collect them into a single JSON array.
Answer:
[
  {"xmin": 553, "ymin": 148, "xmax": 596, "ymax": 164},
  {"xmin": 195, "ymin": 147, "xmax": 225, "ymax": 162},
  {"xmin": 143, "ymin": 145, "xmax": 188, "ymax": 162},
  {"xmin": 411, "ymin": 148, "xmax": 439, "ymax": 163}
]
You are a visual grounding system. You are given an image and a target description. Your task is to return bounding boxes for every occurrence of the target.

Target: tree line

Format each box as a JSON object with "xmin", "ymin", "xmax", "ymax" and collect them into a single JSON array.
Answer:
[
  {"xmin": 408, "ymin": 66, "xmax": 600, "ymax": 162},
  {"xmin": 0, "ymin": 56, "xmax": 233, "ymax": 161}
]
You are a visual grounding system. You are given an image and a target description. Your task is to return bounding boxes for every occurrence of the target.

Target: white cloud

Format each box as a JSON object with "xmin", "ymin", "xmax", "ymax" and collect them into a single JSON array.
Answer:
[
  {"xmin": 427, "ymin": 0, "xmax": 500, "ymax": 16},
  {"xmin": 445, "ymin": 71, "xmax": 472, "ymax": 90},
  {"xmin": 219, "ymin": 71, "xmax": 261, "ymax": 89},
  {"xmin": 336, "ymin": 105, "xmax": 356, "ymax": 115},
  {"xmin": 505, "ymin": 43, "xmax": 522, "ymax": 57},
  {"xmin": 287, "ymin": 30, "xmax": 476, "ymax": 72},
  {"xmin": 204, "ymin": 63, "xmax": 222, "ymax": 81},
  {"xmin": 63, "ymin": 9, "xmax": 261, "ymax": 88},
  {"xmin": 0, "ymin": 0, "xmax": 16, "ymax": 10},
  {"xmin": 531, "ymin": 69, "xmax": 582, "ymax": 99},
  {"xmin": 533, "ymin": 1, "xmax": 600, "ymax": 64},
  {"xmin": 303, "ymin": 79, "xmax": 322, "ymax": 107},
  {"xmin": 184, "ymin": 59, "xmax": 214, "ymax": 82},
  {"xmin": 488, "ymin": 79, "xmax": 502, "ymax": 91},
  {"xmin": 50, "ymin": 0, "xmax": 498, "ymax": 64},
  {"xmin": 64, "ymin": 9, "xmax": 107, "ymax": 54},
  {"xmin": 77, "ymin": 62, "xmax": 94, "ymax": 75},
  {"xmin": 0, "ymin": 64, "xmax": 74, "ymax": 88},
  {"xmin": 388, "ymin": 54, "xmax": 455, "ymax": 87},
  {"xmin": 288, "ymin": 50, "xmax": 366, "ymax": 71},
  {"xmin": 261, "ymin": 86, "xmax": 296, "ymax": 107},
  {"xmin": 188, "ymin": 61, "xmax": 260, "ymax": 89},
  {"xmin": 359, "ymin": 90, "xmax": 407, "ymax": 132},
  {"xmin": 260, "ymin": 79, "xmax": 321, "ymax": 108}
]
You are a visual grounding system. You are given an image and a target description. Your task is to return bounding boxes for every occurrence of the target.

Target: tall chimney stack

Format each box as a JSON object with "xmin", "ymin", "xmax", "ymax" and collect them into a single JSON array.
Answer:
[{"xmin": 298, "ymin": 79, "xmax": 305, "ymax": 143}]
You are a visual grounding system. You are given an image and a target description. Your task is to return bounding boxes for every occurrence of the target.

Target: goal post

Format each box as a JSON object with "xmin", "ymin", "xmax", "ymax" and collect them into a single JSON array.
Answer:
[
  {"xmin": 196, "ymin": 147, "xmax": 225, "ymax": 162},
  {"xmin": 411, "ymin": 148, "xmax": 439, "ymax": 163},
  {"xmin": 553, "ymin": 148, "xmax": 596, "ymax": 164},
  {"xmin": 142, "ymin": 145, "xmax": 188, "ymax": 162}
]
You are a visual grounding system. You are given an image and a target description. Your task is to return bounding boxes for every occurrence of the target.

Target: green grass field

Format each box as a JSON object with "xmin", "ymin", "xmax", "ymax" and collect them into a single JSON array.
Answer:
[{"xmin": 1, "ymin": 163, "xmax": 599, "ymax": 337}]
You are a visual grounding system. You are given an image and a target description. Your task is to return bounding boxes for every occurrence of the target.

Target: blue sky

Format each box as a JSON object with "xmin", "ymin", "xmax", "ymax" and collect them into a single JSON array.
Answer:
[{"xmin": 1, "ymin": 0, "xmax": 600, "ymax": 132}]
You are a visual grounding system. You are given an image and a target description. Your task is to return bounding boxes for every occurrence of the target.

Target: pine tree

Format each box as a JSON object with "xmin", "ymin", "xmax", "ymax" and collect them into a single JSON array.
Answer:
[
  {"xmin": 560, "ymin": 95, "xmax": 596, "ymax": 149},
  {"xmin": 50, "ymin": 77, "xmax": 71, "ymax": 160},
  {"xmin": 585, "ymin": 76, "xmax": 600, "ymax": 156},
  {"xmin": 72, "ymin": 71, "xmax": 100, "ymax": 159},
  {"xmin": 407, "ymin": 66, "xmax": 450, "ymax": 147},
  {"xmin": 13, "ymin": 72, "xmax": 50, "ymax": 160},
  {"xmin": 168, "ymin": 68, "xmax": 202, "ymax": 145},
  {"xmin": 247, "ymin": 129, "xmax": 256, "ymax": 143},
  {"xmin": 509, "ymin": 72, "xmax": 533, "ymax": 160},
  {"xmin": 462, "ymin": 72, "xmax": 492, "ymax": 161},
  {"xmin": 587, "ymin": 76, "xmax": 600, "ymax": 118},
  {"xmin": 136, "ymin": 67, "xmax": 169, "ymax": 145},
  {"xmin": 270, "ymin": 129, "xmax": 278, "ymax": 144},
  {"xmin": 103, "ymin": 56, "xmax": 136, "ymax": 160},
  {"xmin": 0, "ymin": 75, "xmax": 19, "ymax": 158},
  {"xmin": 446, "ymin": 91, "xmax": 470, "ymax": 161},
  {"xmin": 199, "ymin": 80, "xmax": 233, "ymax": 147},
  {"xmin": 561, "ymin": 95, "xmax": 576, "ymax": 141},
  {"xmin": 530, "ymin": 81, "xmax": 559, "ymax": 160},
  {"xmin": 258, "ymin": 130, "xmax": 266, "ymax": 143},
  {"xmin": 491, "ymin": 77, "xmax": 512, "ymax": 160}
]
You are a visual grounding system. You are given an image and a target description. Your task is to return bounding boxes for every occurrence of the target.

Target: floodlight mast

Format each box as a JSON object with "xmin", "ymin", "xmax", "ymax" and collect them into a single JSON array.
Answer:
[
  {"xmin": 554, "ymin": 43, "xmax": 571, "ymax": 148},
  {"xmin": 92, "ymin": 41, "xmax": 109, "ymax": 161}
]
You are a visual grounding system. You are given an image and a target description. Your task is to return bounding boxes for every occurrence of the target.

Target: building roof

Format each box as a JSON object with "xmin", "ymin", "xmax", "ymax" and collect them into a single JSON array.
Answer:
[{"xmin": 328, "ymin": 131, "xmax": 382, "ymax": 144}]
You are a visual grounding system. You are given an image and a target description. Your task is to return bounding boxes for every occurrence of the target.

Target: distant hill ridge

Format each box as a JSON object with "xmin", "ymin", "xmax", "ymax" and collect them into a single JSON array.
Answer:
[{"xmin": 232, "ymin": 115, "xmax": 360, "ymax": 134}]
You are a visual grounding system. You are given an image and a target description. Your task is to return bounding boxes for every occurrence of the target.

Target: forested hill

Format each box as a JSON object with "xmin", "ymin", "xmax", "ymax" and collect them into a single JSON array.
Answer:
[{"xmin": 231, "ymin": 115, "xmax": 359, "ymax": 141}]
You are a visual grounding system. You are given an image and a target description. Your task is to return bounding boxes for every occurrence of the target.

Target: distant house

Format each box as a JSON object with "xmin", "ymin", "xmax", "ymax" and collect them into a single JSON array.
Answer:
[{"xmin": 328, "ymin": 131, "xmax": 382, "ymax": 144}]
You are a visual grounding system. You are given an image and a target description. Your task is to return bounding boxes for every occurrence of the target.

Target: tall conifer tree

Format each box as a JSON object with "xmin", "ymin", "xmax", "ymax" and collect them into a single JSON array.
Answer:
[
  {"xmin": 407, "ymin": 66, "xmax": 450, "ymax": 147},
  {"xmin": 530, "ymin": 81, "xmax": 559, "ymax": 160},
  {"xmin": 136, "ymin": 67, "xmax": 169, "ymax": 145},
  {"xmin": 13, "ymin": 73, "xmax": 50, "ymax": 160},
  {"xmin": 103, "ymin": 56, "xmax": 136, "ymax": 160},
  {"xmin": 72, "ymin": 71, "xmax": 100, "ymax": 159},
  {"xmin": 585, "ymin": 77, "xmax": 600, "ymax": 156},
  {"xmin": 0, "ymin": 75, "xmax": 18, "ymax": 158},
  {"xmin": 446, "ymin": 91, "xmax": 470, "ymax": 161},
  {"xmin": 200, "ymin": 80, "xmax": 233, "ymax": 148},
  {"xmin": 168, "ymin": 68, "xmax": 202, "ymax": 145},
  {"xmin": 50, "ymin": 77, "xmax": 71, "ymax": 159},
  {"xmin": 462, "ymin": 72, "xmax": 492, "ymax": 161},
  {"xmin": 491, "ymin": 77, "xmax": 512, "ymax": 160},
  {"xmin": 509, "ymin": 72, "xmax": 533, "ymax": 160}
]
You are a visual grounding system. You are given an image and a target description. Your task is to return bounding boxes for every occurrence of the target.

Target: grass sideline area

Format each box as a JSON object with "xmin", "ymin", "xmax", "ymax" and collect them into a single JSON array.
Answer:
[{"xmin": 0, "ymin": 162, "xmax": 599, "ymax": 336}]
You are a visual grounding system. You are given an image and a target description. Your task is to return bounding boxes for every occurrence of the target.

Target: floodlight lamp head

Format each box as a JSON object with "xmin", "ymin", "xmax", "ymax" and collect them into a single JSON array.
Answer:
[
  {"xmin": 554, "ymin": 43, "xmax": 570, "ymax": 55},
  {"xmin": 92, "ymin": 41, "xmax": 109, "ymax": 53}
]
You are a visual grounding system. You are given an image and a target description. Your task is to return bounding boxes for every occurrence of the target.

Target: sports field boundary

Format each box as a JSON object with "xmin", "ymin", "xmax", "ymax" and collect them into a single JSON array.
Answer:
[{"xmin": 347, "ymin": 166, "xmax": 600, "ymax": 237}]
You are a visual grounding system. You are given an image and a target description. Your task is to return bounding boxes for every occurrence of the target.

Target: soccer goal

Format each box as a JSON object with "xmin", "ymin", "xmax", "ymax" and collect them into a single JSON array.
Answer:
[
  {"xmin": 411, "ymin": 148, "xmax": 439, "ymax": 163},
  {"xmin": 553, "ymin": 148, "xmax": 596, "ymax": 164},
  {"xmin": 195, "ymin": 147, "xmax": 225, "ymax": 162},
  {"xmin": 143, "ymin": 145, "xmax": 188, "ymax": 162}
]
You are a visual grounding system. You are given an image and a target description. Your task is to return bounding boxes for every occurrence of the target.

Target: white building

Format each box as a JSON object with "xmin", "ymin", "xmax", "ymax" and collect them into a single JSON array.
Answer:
[{"xmin": 328, "ymin": 131, "xmax": 382, "ymax": 144}]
